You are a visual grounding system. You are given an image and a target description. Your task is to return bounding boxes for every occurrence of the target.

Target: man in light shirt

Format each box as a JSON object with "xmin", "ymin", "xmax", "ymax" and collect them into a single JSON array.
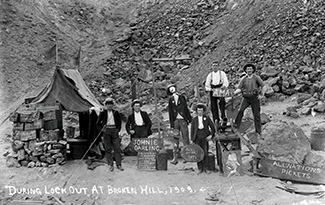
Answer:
[
  {"xmin": 190, "ymin": 103, "xmax": 215, "ymax": 174},
  {"xmin": 205, "ymin": 61, "xmax": 229, "ymax": 126},
  {"xmin": 126, "ymin": 99, "xmax": 152, "ymax": 139},
  {"xmin": 167, "ymin": 84, "xmax": 192, "ymax": 165},
  {"xmin": 97, "ymin": 98, "xmax": 123, "ymax": 171}
]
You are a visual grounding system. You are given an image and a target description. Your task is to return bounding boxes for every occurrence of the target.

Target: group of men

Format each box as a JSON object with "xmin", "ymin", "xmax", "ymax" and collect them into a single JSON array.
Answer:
[{"xmin": 96, "ymin": 62, "xmax": 266, "ymax": 173}]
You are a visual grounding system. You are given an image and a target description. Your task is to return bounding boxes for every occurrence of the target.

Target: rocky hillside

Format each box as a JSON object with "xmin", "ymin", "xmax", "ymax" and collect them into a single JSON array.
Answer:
[{"xmin": 1, "ymin": 0, "xmax": 325, "ymax": 115}]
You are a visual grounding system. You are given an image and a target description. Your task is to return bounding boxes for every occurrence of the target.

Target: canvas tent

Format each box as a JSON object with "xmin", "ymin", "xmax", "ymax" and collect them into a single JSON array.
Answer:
[
  {"xmin": 31, "ymin": 68, "xmax": 102, "ymax": 112},
  {"xmin": 28, "ymin": 68, "xmax": 103, "ymax": 143}
]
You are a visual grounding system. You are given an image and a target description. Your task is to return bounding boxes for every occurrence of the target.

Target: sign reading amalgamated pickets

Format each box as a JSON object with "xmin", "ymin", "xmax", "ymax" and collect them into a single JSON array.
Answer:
[
  {"xmin": 258, "ymin": 158, "xmax": 325, "ymax": 184},
  {"xmin": 132, "ymin": 138, "xmax": 163, "ymax": 171}
]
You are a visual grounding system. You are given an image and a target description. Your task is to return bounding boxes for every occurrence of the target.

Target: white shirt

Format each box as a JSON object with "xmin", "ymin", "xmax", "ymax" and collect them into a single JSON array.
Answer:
[
  {"xmin": 173, "ymin": 93, "xmax": 179, "ymax": 105},
  {"xmin": 134, "ymin": 111, "xmax": 144, "ymax": 126},
  {"xmin": 205, "ymin": 70, "xmax": 229, "ymax": 91},
  {"xmin": 106, "ymin": 110, "xmax": 115, "ymax": 126},
  {"xmin": 173, "ymin": 93, "xmax": 184, "ymax": 119},
  {"xmin": 198, "ymin": 116, "xmax": 204, "ymax": 129}
]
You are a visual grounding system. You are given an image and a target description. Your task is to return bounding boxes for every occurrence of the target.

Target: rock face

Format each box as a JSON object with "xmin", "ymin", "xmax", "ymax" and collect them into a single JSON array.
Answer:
[
  {"xmin": 257, "ymin": 120, "xmax": 311, "ymax": 164},
  {"xmin": 304, "ymin": 150, "xmax": 325, "ymax": 168}
]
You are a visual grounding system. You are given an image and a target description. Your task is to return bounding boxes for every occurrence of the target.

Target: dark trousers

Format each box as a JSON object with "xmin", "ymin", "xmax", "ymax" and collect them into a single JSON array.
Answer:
[
  {"xmin": 209, "ymin": 92, "xmax": 226, "ymax": 123},
  {"xmin": 132, "ymin": 126, "xmax": 148, "ymax": 138},
  {"xmin": 102, "ymin": 127, "xmax": 122, "ymax": 166},
  {"xmin": 234, "ymin": 96, "xmax": 261, "ymax": 134},
  {"xmin": 195, "ymin": 129, "xmax": 209, "ymax": 171},
  {"xmin": 174, "ymin": 119, "xmax": 190, "ymax": 146}
]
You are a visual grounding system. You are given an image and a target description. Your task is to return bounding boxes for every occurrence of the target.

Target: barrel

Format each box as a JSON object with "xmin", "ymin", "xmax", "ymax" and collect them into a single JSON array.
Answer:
[
  {"xmin": 310, "ymin": 127, "xmax": 325, "ymax": 151},
  {"xmin": 156, "ymin": 152, "xmax": 168, "ymax": 170},
  {"xmin": 207, "ymin": 152, "xmax": 216, "ymax": 171}
]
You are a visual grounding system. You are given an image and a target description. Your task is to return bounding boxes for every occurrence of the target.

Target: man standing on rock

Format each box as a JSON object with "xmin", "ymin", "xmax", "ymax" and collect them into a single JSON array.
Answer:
[
  {"xmin": 167, "ymin": 84, "xmax": 192, "ymax": 165},
  {"xmin": 233, "ymin": 64, "xmax": 266, "ymax": 136},
  {"xmin": 126, "ymin": 99, "xmax": 152, "ymax": 139},
  {"xmin": 191, "ymin": 103, "xmax": 215, "ymax": 174},
  {"xmin": 97, "ymin": 97, "xmax": 124, "ymax": 171},
  {"xmin": 205, "ymin": 61, "xmax": 229, "ymax": 126}
]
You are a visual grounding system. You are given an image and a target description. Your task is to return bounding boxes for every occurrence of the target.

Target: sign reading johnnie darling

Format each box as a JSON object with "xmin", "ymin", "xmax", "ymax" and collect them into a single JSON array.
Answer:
[{"xmin": 132, "ymin": 138, "xmax": 163, "ymax": 152}]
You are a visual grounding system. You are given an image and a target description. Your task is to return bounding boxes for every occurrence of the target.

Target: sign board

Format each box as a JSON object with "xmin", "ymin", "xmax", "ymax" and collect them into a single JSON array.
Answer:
[
  {"xmin": 180, "ymin": 144, "xmax": 204, "ymax": 162},
  {"xmin": 132, "ymin": 138, "xmax": 163, "ymax": 152},
  {"xmin": 221, "ymin": 150, "xmax": 244, "ymax": 177},
  {"xmin": 212, "ymin": 88, "xmax": 234, "ymax": 97},
  {"xmin": 137, "ymin": 151, "xmax": 157, "ymax": 171},
  {"xmin": 132, "ymin": 138, "xmax": 163, "ymax": 171},
  {"xmin": 258, "ymin": 158, "xmax": 325, "ymax": 185}
]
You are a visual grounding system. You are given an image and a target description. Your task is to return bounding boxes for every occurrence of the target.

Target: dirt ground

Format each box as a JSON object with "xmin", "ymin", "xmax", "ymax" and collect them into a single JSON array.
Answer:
[{"xmin": 1, "ymin": 96, "xmax": 325, "ymax": 205}]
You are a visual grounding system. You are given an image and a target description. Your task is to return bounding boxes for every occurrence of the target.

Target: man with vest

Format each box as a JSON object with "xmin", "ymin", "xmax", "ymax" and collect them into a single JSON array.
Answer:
[
  {"xmin": 205, "ymin": 61, "xmax": 229, "ymax": 126},
  {"xmin": 126, "ymin": 99, "xmax": 152, "ymax": 139},
  {"xmin": 97, "ymin": 97, "xmax": 123, "ymax": 171},
  {"xmin": 233, "ymin": 64, "xmax": 266, "ymax": 136},
  {"xmin": 167, "ymin": 84, "xmax": 192, "ymax": 165}
]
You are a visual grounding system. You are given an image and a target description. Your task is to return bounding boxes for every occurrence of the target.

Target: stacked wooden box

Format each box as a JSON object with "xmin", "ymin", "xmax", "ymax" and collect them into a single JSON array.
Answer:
[{"xmin": 7, "ymin": 104, "xmax": 66, "ymax": 168}]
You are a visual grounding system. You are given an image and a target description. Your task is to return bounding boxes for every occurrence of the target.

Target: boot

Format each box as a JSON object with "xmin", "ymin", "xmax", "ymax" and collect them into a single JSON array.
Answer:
[{"xmin": 170, "ymin": 148, "xmax": 179, "ymax": 165}]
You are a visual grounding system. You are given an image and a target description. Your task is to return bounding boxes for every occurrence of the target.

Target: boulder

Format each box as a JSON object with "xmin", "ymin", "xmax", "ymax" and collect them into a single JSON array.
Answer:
[
  {"xmin": 304, "ymin": 150, "xmax": 325, "ymax": 168},
  {"xmin": 314, "ymin": 102, "xmax": 325, "ymax": 113},
  {"xmin": 257, "ymin": 120, "xmax": 311, "ymax": 164}
]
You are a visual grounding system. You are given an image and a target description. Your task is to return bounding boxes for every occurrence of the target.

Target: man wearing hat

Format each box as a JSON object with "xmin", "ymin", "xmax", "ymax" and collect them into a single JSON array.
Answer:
[
  {"xmin": 126, "ymin": 99, "xmax": 152, "ymax": 139},
  {"xmin": 233, "ymin": 63, "xmax": 266, "ymax": 136},
  {"xmin": 205, "ymin": 61, "xmax": 229, "ymax": 126},
  {"xmin": 97, "ymin": 98, "xmax": 123, "ymax": 171},
  {"xmin": 167, "ymin": 84, "xmax": 192, "ymax": 165},
  {"xmin": 191, "ymin": 103, "xmax": 215, "ymax": 174}
]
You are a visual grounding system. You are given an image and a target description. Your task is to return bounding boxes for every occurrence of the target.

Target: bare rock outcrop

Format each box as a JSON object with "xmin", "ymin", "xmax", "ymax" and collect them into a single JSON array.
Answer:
[{"xmin": 257, "ymin": 120, "xmax": 311, "ymax": 164}]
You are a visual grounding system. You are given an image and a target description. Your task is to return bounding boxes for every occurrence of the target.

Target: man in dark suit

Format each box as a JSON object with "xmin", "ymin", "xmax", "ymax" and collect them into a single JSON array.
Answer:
[
  {"xmin": 167, "ymin": 84, "xmax": 192, "ymax": 165},
  {"xmin": 126, "ymin": 99, "xmax": 152, "ymax": 139},
  {"xmin": 191, "ymin": 103, "xmax": 215, "ymax": 174},
  {"xmin": 97, "ymin": 98, "xmax": 123, "ymax": 171}
]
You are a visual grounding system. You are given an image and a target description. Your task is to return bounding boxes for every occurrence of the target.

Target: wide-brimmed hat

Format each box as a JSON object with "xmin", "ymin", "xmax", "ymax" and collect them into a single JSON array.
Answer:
[
  {"xmin": 193, "ymin": 103, "xmax": 207, "ymax": 112},
  {"xmin": 243, "ymin": 64, "xmax": 256, "ymax": 73},
  {"xmin": 211, "ymin": 61, "xmax": 219, "ymax": 65},
  {"xmin": 166, "ymin": 84, "xmax": 176, "ymax": 96},
  {"xmin": 131, "ymin": 99, "xmax": 142, "ymax": 107},
  {"xmin": 104, "ymin": 97, "xmax": 114, "ymax": 105}
]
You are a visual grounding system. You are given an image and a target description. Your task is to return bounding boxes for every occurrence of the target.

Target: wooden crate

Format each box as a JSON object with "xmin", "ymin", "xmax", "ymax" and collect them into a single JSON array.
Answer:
[
  {"xmin": 67, "ymin": 139, "xmax": 89, "ymax": 160},
  {"xmin": 14, "ymin": 130, "xmax": 37, "ymax": 141},
  {"xmin": 19, "ymin": 111, "xmax": 42, "ymax": 123},
  {"xmin": 40, "ymin": 129, "xmax": 63, "ymax": 142},
  {"xmin": 43, "ymin": 110, "xmax": 61, "ymax": 121},
  {"xmin": 43, "ymin": 119, "xmax": 63, "ymax": 130},
  {"xmin": 24, "ymin": 119, "xmax": 44, "ymax": 131},
  {"xmin": 13, "ymin": 123, "xmax": 24, "ymax": 131},
  {"xmin": 9, "ymin": 112, "xmax": 19, "ymax": 123}
]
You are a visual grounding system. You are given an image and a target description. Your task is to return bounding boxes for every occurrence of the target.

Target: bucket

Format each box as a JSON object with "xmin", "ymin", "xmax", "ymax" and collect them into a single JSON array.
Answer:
[
  {"xmin": 207, "ymin": 152, "xmax": 216, "ymax": 171},
  {"xmin": 156, "ymin": 152, "xmax": 168, "ymax": 170},
  {"xmin": 310, "ymin": 127, "xmax": 325, "ymax": 151},
  {"xmin": 66, "ymin": 126, "xmax": 75, "ymax": 138}
]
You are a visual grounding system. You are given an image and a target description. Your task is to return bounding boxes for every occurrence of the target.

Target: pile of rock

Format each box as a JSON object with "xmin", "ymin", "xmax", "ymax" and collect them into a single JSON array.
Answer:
[
  {"xmin": 284, "ymin": 92, "xmax": 325, "ymax": 118},
  {"xmin": 6, "ymin": 105, "xmax": 66, "ymax": 168},
  {"xmin": 256, "ymin": 121, "xmax": 325, "ymax": 169}
]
